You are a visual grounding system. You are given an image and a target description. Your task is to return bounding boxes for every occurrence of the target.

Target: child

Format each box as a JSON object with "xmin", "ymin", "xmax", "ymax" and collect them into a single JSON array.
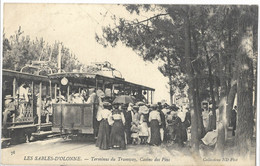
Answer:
[{"xmin": 131, "ymin": 122, "xmax": 140, "ymax": 145}]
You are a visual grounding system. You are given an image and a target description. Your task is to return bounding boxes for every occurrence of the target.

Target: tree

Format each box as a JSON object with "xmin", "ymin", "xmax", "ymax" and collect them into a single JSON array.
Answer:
[
  {"xmin": 96, "ymin": 4, "xmax": 204, "ymax": 153},
  {"xmin": 2, "ymin": 27, "xmax": 83, "ymax": 73},
  {"xmin": 235, "ymin": 5, "xmax": 257, "ymax": 157},
  {"xmin": 96, "ymin": 4, "xmax": 258, "ymax": 157}
]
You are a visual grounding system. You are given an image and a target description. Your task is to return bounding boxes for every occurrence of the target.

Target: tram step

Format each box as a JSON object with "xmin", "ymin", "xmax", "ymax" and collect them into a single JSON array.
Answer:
[
  {"xmin": 36, "ymin": 122, "xmax": 52, "ymax": 127},
  {"xmin": 32, "ymin": 131, "xmax": 53, "ymax": 136},
  {"xmin": 1, "ymin": 138, "xmax": 11, "ymax": 141}
]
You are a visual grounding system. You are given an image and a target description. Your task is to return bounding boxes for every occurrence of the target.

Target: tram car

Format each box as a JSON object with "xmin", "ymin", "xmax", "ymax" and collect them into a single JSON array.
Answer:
[
  {"xmin": 2, "ymin": 69, "xmax": 55, "ymax": 146},
  {"xmin": 48, "ymin": 72, "xmax": 155, "ymax": 138}
]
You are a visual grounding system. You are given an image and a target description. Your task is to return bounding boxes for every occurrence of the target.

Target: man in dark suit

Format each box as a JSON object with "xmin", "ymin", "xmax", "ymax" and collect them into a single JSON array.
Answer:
[
  {"xmin": 123, "ymin": 103, "xmax": 132, "ymax": 144},
  {"xmin": 157, "ymin": 102, "xmax": 166, "ymax": 143}
]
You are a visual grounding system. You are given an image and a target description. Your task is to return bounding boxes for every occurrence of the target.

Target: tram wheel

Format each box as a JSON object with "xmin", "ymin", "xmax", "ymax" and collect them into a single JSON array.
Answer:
[{"xmin": 62, "ymin": 135, "xmax": 69, "ymax": 140}]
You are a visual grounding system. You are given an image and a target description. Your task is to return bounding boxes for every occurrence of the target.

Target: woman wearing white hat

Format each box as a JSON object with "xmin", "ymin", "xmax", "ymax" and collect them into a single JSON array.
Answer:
[{"xmin": 138, "ymin": 105, "xmax": 149, "ymax": 144}]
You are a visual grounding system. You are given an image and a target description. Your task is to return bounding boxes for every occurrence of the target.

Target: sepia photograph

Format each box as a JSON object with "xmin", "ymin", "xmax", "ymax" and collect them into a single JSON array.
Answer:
[{"xmin": 0, "ymin": 1, "xmax": 259, "ymax": 166}]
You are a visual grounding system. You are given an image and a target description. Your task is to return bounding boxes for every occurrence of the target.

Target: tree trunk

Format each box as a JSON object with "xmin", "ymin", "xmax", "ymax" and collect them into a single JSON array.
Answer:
[
  {"xmin": 167, "ymin": 55, "xmax": 174, "ymax": 105},
  {"xmin": 184, "ymin": 6, "xmax": 199, "ymax": 153},
  {"xmin": 226, "ymin": 78, "xmax": 237, "ymax": 140},
  {"xmin": 253, "ymin": 67, "xmax": 257, "ymax": 138},
  {"xmin": 248, "ymin": 59, "xmax": 254, "ymax": 140},
  {"xmin": 194, "ymin": 77, "xmax": 203, "ymax": 139},
  {"xmin": 235, "ymin": 13, "xmax": 254, "ymax": 157},
  {"xmin": 204, "ymin": 45, "xmax": 217, "ymax": 130},
  {"xmin": 192, "ymin": 31, "xmax": 204, "ymax": 139},
  {"xmin": 214, "ymin": 52, "xmax": 227, "ymax": 157}
]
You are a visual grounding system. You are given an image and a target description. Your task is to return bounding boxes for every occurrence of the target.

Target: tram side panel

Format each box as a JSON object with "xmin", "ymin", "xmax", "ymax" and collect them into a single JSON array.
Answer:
[{"xmin": 52, "ymin": 103, "xmax": 94, "ymax": 135}]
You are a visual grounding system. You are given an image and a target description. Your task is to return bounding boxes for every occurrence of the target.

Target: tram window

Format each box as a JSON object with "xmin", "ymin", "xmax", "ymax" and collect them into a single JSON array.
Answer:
[
  {"xmin": 42, "ymin": 83, "xmax": 51, "ymax": 98},
  {"xmin": 2, "ymin": 80, "xmax": 12, "ymax": 96},
  {"xmin": 105, "ymin": 88, "xmax": 111, "ymax": 97},
  {"xmin": 17, "ymin": 82, "xmax": 31, "ymax": 101}
]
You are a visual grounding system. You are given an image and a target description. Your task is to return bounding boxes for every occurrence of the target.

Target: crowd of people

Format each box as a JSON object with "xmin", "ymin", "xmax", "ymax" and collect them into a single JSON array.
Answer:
[{"xmin": 95, "ymin": 101, "xmax": 191, "ymax": 150}]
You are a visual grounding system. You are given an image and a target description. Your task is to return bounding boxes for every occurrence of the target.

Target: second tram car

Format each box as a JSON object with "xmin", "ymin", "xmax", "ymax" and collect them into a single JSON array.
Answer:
[{"xmin": 48, "ymin": 72, "xmax": 155, "ymax": 137}]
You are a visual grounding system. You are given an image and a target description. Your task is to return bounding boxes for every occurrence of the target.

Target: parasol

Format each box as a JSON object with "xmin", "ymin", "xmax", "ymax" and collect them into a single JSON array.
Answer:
[{"xmin": 113, "ymin": 95, "xmax": 134, "ymax": 104}]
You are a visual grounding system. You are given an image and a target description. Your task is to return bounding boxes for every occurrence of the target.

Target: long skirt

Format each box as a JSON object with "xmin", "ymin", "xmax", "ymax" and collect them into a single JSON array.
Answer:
[
  {"xmin": 150, "ymin": 120, "xmax": 161, "ymax": 145},
  {"xmin": 180, "ymin": 123, "xmax": 187, "ymax": 142},
  {"xmin": 110, "ymin": 120, "xmax": 126, "ymax": 149},
  {"xmin": 125, "ymin": 125, "xmax": 132, "ymax": 144},
  {"xmin": 96, "ymin": 119, "xmax": 110, "ymax": 150}
]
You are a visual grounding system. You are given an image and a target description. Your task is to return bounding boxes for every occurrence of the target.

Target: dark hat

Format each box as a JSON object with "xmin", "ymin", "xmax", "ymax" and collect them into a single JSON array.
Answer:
[
  {"xmin": 151, "ymin": 104, "xmax": 158, "ymax": 109},
  {"xmin": 103, "ymin": 102, "xmax": 111, "ymax": 106},
  {"xmin": 163, "ymin": 103, "xmax": 169, "ymax": 107},
  {"xmin": 170, "ymin": 104, "xmax": 179, "ymax": 111}
]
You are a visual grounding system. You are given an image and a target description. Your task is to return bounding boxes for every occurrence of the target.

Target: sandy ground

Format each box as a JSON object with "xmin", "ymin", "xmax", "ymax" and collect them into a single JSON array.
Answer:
[{"xmin": 1, "ymin": 136, "xmax": 255, "ymax": 166}]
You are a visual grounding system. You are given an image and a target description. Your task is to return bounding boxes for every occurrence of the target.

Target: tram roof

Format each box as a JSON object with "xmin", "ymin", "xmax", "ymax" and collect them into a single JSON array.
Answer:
[
  {"xmin": 2, "ymin": 69, "xmax": 50, "ymax": 82},
  {"xmin": 48, "ymin": 72, "xmax": 155, "ymax": 91}
]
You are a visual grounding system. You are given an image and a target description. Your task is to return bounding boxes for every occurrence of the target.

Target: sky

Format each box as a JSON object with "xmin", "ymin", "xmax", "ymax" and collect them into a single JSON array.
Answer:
[{"xmin": 2, "ymin": 3, "xmax": 170, "ymax": 103}]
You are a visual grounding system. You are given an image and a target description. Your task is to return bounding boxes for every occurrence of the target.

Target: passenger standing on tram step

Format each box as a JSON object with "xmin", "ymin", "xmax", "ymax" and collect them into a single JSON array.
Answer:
[
  {"xmin": 96, "ymin": 102, "xmax": 112, "ymax": 150},
  {"xmin": 2, "ymin": 95, "xmax": 16, "ymax": 138},
  {"xmin": 149, "ymin": 104, "xmax": 161, "ymax": 146},
  {"xmin": 43, "ymin": 96, "xmax": 52, "ymax": 123},
  {"xmin": 124, "ymin": 103, "xmax": 133, "ymax": 144},
  {"xmin": 109, "ymin": 103, "xmax": 126, "ymax": 150},
  {"xmin": 86, "ymin": 88, "xmax": 99, "ymax": 138}
]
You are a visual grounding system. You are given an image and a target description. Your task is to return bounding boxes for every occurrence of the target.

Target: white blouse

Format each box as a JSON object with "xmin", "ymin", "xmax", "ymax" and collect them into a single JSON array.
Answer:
[
  {"xmin": 97, "ymin": 109, "xmax": 112, "ymax": 121},
  {"xmin": 109, "ymin": 112, "xmax": 125, "ymax": 125},
  {"xmin": 149, "ymin": 110, "xmax": 161, "ymax": 123}
]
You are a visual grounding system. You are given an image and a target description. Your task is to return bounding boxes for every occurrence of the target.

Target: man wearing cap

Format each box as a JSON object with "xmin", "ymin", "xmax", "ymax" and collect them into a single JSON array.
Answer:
[
  {"xmin": 124, "ymin": 103, "xmax": 133, "ymax": 144},
  {"xmin": 2, "ymin": 95, "xmax": 16, "ymax": 137},
  {"xmin": 157, "ymin": 102, "xmax": 166, "ymax": 143}
]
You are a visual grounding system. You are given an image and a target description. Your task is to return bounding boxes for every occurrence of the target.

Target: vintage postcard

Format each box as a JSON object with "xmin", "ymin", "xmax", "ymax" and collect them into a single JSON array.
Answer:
[{"xmin": 1, "ymin": 1, "xmax": 259, "ymax": 166}]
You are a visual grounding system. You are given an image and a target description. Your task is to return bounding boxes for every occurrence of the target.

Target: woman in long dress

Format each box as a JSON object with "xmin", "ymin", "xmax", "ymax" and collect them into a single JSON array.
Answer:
[
  {"xmin": 138, "ymin": 105, "xmax": 149, "ymax": 144},
  {"xmin": 110, "ymin": 103, "xmax": 126, "ymax": 149},
  {"xmin": 148, "ymin": 104, "xmax": 161, "ymax": 146},
  {"xmin": 96, "ymin": 102, "xmax": 112, "ymax": 150}
]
